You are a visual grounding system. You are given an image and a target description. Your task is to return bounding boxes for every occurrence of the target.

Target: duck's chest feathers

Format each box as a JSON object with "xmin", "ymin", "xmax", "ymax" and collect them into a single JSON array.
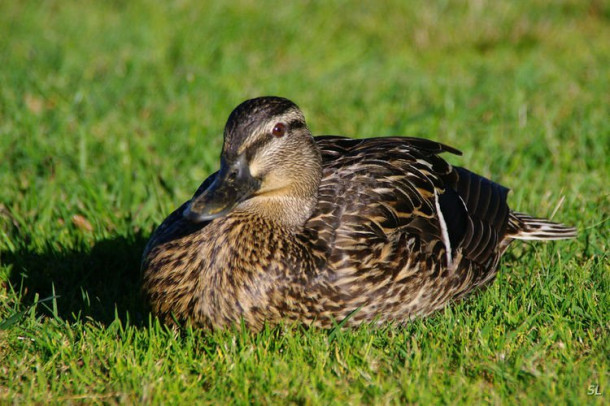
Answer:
[{"xmin": 143, "ymin": 213, "xmax": 314, "ymax": 328}]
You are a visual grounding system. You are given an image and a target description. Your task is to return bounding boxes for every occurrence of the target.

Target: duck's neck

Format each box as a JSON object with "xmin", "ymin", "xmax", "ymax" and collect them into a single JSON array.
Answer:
[
  {"xmin": 237, "ymin": 193, "xmax": 319, "ymax": 229},
  {"xmin": 236, "ymin": 143, "xmax": 322, "ymax": 229}
]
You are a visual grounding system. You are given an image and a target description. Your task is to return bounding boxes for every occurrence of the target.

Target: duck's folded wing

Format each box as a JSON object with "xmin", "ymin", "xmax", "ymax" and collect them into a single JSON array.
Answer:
[
  {"xmin": 439, "ymin": 166, "xmax": 510, "ymax": 266},
  {"xmin": 310, "ymin": 136, "xmax": 511, "ymax": 270}
]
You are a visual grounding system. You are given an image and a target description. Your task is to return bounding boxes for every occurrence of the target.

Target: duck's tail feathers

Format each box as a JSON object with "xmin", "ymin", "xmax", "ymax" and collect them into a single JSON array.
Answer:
[{"xmin": 507, "ymin": 211, "xmax": 577, "ymax": 240}]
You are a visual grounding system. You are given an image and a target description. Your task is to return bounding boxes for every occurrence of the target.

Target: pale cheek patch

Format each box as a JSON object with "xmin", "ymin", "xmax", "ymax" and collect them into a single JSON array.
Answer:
[
  {"xmin": 249, "ymin": 159, "xmax": 262, "ymax": 178},
  {"xmin": 248, "ymin": 143, "xmax": 283, "ymax": 178}
]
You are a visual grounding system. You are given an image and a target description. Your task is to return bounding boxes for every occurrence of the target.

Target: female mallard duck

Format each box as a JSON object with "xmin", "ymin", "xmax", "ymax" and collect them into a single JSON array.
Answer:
[{"xmin": 142, "ymin": 96, "xmax": 576, "ymax": 331}]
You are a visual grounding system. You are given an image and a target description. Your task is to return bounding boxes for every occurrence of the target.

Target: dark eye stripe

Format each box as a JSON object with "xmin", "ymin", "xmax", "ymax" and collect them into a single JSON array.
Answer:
[
  {"xmin": 242, "ymin": 119, "xmax": 307, "ymax": 161},
  {"xmin": 288, "ymin": 119, "xmax": 306, "ymax": 130},
  {"xmin": 245, "ymin": 138, "xmax": 270, "ymax": 161}
]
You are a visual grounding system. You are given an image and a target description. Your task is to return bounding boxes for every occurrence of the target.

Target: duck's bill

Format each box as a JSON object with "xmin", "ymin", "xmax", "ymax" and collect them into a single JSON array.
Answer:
[{"xmin": 183, "ymin": 155, "xmax": 260, "ymax": 223}]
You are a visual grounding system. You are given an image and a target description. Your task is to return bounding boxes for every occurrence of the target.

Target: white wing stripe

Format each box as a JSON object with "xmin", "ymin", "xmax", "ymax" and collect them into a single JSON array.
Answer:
[{"xmin": 434, "ymin": 190, "xmax": 453, "ymax": 266}]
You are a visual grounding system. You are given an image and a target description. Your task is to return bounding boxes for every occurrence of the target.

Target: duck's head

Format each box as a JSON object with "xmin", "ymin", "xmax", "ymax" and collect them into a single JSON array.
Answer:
[{"xmin": 184, "ymin": 96, "xmax": 322, "ymax": 227}]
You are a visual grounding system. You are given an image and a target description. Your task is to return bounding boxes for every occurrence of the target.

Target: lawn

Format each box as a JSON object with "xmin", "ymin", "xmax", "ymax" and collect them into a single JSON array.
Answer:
[{"xmin": 0, "ymin": 0, "xmax": 608, "ymax": 403}]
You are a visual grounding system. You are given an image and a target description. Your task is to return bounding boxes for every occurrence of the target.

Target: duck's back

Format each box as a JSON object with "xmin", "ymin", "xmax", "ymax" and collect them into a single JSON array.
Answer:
[{"xmin": 302, "ymin": 136, "xmax": 517, "ymax": 323}]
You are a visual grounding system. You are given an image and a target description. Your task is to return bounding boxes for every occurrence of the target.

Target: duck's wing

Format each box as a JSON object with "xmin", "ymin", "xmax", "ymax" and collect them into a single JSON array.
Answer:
[{"xmin": 308, "ymin": 136, "xmax": 512, "ymax": 271}]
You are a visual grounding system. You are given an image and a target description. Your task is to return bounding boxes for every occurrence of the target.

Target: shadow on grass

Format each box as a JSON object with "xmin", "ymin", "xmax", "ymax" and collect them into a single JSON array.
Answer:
[{"xmin": 5, "ymin": 231, "xmax": 150, "ymax": 326}]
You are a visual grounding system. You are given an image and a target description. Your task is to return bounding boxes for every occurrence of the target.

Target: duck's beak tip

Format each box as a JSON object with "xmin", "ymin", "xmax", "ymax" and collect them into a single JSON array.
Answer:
[
  {"xmin": 182, "ymin": 203, "xmax": 222, "ymax": 223},
  {"xmin": 182, "ymin": 154, "xmax": 260, "ymax": 223}
]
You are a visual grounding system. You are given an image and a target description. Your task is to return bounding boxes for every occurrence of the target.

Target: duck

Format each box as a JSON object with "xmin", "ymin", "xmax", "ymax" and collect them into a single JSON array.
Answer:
[{"xmin": 141, "ymin": 96, "xmax": 576, "ymax": 331}]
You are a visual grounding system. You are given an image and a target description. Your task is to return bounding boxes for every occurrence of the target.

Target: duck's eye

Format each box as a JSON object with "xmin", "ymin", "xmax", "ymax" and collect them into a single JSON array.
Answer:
[{"xmin": 271, "ymin": 123, "xmax": 286, "ymax": 137}]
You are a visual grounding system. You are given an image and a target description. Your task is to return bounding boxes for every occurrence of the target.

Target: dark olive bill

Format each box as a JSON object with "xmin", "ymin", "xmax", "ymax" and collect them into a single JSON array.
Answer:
[{"xmin": 183, "ymin": 155, "xmax": 260, "ymax": 223}]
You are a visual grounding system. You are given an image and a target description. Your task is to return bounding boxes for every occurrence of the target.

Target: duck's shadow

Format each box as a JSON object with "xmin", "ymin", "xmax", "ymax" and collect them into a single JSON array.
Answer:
[{"xmin": 5, "ymin": 231, "xmax": 150, "ymax": 326}]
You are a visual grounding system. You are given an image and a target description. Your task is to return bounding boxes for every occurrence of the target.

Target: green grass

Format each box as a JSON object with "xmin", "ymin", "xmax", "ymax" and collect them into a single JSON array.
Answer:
[{"xmin": 1, "ymin": 0, "xmax": 608, "ymax": 403}]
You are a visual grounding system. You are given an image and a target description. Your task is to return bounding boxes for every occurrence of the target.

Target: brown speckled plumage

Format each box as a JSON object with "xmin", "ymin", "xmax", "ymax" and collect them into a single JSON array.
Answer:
[{"xmin": 141, "ymin": 96, "xmax": 576, "ymax": 331}]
